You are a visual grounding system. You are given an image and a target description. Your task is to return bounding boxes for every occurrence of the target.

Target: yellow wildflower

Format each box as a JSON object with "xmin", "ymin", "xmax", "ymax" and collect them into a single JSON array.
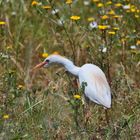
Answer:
[
  {"xmin": 70, "ymin": 16, "xmax": 80, "ymax": 21},
  {"xmin": 130, "ymin": 8, "xmax": 136, "ymax": 12},
  {"xmin": 42, "ymin": 5, "xmax": 51, "ymax": 9},
  {"xmin": 52, "ymin": 51, "xmax": 59, "ymax": 55},
  {"xmin": 137, "ymin": 10, "xmax": 139, "ymax": 13},
  {"xmin": 113, "ymin": 27, "xmax": 119, "ymax": 30},
  {"xmin": 126, "ymin": 10, "xmax": 130, "ymax": 13},
  {"xmin": 108, "ymin": 31, "xmax": 116, "ymax": 35},
  {"xmin": 3, "ymin": 114, "xmax": 9, "ymax": 119},
  {"xmin": 31, "ymin": 1, "xmax": 39, "ymax": 6},
  {"xmin": 130, "ymin": 5, "xmax": 135, "ymax": 9},
  {"xmin": 98, "ymin": 25, "xmax": 109, "ymax": 30},
  {"xmin": 18, "ymin": 84, "xmax": 24, "ymax": 89},
  {"xmin": 92, "ymin": 0, "xmax": 100, "ymax": 2},
  {"xmin": 108, "ymin": 10, "xmax": 115, "ymax": 15},
  {"xmin": 133, "ymin": 30, "xmax": 136, "ymax": 33},
  {"xmin": 42, "ymin": 53, "xmax": 49, "ymax": 58},
  {"xmin": 97, "ymin": 3, "xmax": 104, "ymax": 7},
  {"xmin": 135, "ymin": 14, "xmax": 139, "ymax": 18},
  {"xmin": 106, "ymin": 1, "xmax": 112, "ymax": 5},
  {"xmin": 66, "ymin": 0, "xmax": 72, "ymax": 4},
  {"xmin": 115, "ymin": 3, "xmax": 122, "ymax": 7},
  {"xmin": 87, "ymin": 17, "xmax": 95, "ymax": 22},
  {"xmin": 136, "ymin": 40, "xmax": 140, "ymax": 45},
  {"xmin": 121, "ymin": 38, "xmax": 126, "ymax": 43},
  {"xmin": 113, "ymin": 15, "xmax": 122, "ymax": 18},
  {"xmin": 123, "ymin": 21, "xmax": 126, "ymax": 24},
  {"xmin": 0, "ymin": 21, "xmax": 6, "ymax": 25},
  {"xmin": 74, "ymin": 94, "xmax": 81, "ymax": 99},
  {"xmin": 6, "ymin": 45, "xmax": 12, "ymax": 50},
  {"xmin": 101, "ymin": 15, "xmax": 109, "ymax": 20}
]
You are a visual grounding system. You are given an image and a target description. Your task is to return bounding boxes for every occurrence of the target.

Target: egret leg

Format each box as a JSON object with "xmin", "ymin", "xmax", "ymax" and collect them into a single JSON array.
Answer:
[
  {"xmin": 104, "ymin": 108, "xmax": 110, "ymax": 125},
  {"xmin": 83, "ymin": 97, "xmax": 92, "ymax": 127}
]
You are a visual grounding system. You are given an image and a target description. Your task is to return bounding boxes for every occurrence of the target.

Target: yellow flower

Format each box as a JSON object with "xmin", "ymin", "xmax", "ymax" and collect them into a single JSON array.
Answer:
[
  {"xmin": 52, "ymin": 51, "xmax": 59, "ymax": 55},
  {"xmin": 97, "ymin": 3, "xmax": 104, "ymax": 7},
  {"xmin": 108, "ymin": 10, "xmax": 115, "ymax": 15},
  {"xmin": 70, "ymin": 16, "xmax": 80, "ymax": 21},
  {"xmin": 92, "ymin": 0, "xmax": 100, "ymax": 2},
  {"xmin": 133, "ymin": 30, "xmax": 136, "ymax": 33},
  {"xmin": 115, "ymin": 3, "xmax": 122, "ymax": 7},
  {"xmin": 136, "ymin": 40, "xmax": 140, "ymax": 45},
  {"xmin": 42, "ymin": 5, "xmax": 51, "ymax": 9},
  {"xmin": 3, "ymin": 114, "xmax": 9, "ymax": 119},
  {"xmin": 135, "ymin": 14, "xmax": 139, "ymax": 18},
  {"xmin": 130, "ymin": 8, "xmax": 136, "ymax": 12},
  {"xmin": 6, "ymin": 45, "xmax": 13, "ymax": 50},
  {"xmin": 98, "ymin": 25, "xmax": 109, "ymax": 30},
  {"xmin": 18, "ymin": 84, "xmax": 24, "ymax": 89},
  {"xmin": 121, "ymin": 38, "xmax": 126, "ymax": 43},
  {"xmin": 113, "ymin": 15, "xmax": 122, "ymax": 18},
  {"xmin": 137, "ymin": 10, "xmax": 139, "ymax": 13},
  {"xmin": 0, "ymin": 21, "xmax": 6, "ymax": 25},
  {"xmin": 74, "ymin": 94, "xmax": 81, "ymax": 99},
  {"xmin": 108, "ymin": 31, "xmax": 116, "ymax": 35},
  {"xmin": 101, "ymin": 15, "xmax": 109, "ymax": 20},
  {"xmin": 42, "ymin": 53, "xmax": 49, "ymax": 58},
  {"xmin": 87, "ymin": 17, "xmax": 95, "ymax": 22},
  {"xmin": 106, "ymin": 1, "xmax": 112, "ymax": 5},
  {"xmin": 66, "ymin": 0, "xmax": 72, "ymax": 4},
  {"xmin": 123, "ymin": 21, "xmax": 126, "ymax": 24},
  {"xmin": 31, "ymin": 1, "xmax": 39, "ymax": 6},
  {"xmin": 113, "ymin": 27, "xmax": 119, "ymax": 30},
  {"xmin": 130, "ymin": 5, "xmax": 135, "ymax": 9},
  {"xmin": 126, "ymin": 10, "xmax": 130, "ymax": 13}
]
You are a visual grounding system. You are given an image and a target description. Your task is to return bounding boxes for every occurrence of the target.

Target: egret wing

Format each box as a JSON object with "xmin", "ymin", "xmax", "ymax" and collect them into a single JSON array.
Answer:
[{"xmin": 78, "ymin": 64, "xmax": 111, "ymax": 108}]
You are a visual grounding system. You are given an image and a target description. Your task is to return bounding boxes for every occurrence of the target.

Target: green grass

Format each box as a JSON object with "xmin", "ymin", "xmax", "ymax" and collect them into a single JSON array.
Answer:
[{"xmin": 0, "ymin": 0, "xmax": 140, "ymax": 139}]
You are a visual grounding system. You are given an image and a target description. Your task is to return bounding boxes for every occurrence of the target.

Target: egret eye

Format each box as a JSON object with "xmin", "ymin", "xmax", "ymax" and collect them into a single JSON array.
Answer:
[{"xmin": 45, "ymin": 59, "xmax": 50, "ymax": 63}]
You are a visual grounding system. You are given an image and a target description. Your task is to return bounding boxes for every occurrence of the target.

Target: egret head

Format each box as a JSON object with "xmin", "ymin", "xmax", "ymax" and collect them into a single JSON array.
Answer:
[
  {"xmin": 43, "ymin": 54, "xmax": 62, "ymax": 67},
  {"xmin": 32, "ymin": 54, "xmax": 65, "ymax": 70}
]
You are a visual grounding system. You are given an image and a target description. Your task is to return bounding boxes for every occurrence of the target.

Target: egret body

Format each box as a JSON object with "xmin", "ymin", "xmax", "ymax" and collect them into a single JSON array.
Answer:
[{"xmin": 33, "ymin": 54, "xmax": 111, "ymax": 108}]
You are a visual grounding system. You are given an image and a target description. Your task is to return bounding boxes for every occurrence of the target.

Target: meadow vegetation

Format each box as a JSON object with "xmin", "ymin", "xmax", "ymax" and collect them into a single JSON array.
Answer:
[{"xmin": 0, "ymin": 0, "xmax": 140, "ymax": 139}]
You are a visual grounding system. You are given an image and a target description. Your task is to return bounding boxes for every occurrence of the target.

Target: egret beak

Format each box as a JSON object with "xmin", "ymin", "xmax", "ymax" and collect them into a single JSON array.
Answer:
[{"xmin": 32, "ymin": 61, "xmax": 48, "ymax": 70}]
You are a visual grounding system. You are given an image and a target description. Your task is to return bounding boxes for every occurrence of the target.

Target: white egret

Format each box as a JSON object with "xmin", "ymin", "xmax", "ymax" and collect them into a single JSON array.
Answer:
[{"xmin": 33, "ymin": 54, "xmax": 111, "ymax": 109}]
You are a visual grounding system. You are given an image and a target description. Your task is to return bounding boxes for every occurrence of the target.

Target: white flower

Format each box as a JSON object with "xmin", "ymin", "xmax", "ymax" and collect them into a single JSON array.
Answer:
[
  {"xmin": 99, "ymin": 46, "xmax": 107, "ymax": 53},
  {"xmin": 51, "ymin": 9, "xmax": 59, "ymax": 15},
  {"xmin": 38, "ymin": 2, "xmax": 42, "ymax": 6},
  {"xmin": 123, "ymin": 5, "xmax": 130, "ymax": 10},
  {"xmin": 0, "ymin": 53, "xmax": 9, "ymax": 58},
  {"xmin": 102, "ymin": 47, "xmax": 107, "ymax": 53},
  {"xmin": 84, "ymin": 1, "xmax": 90, "ymax": 6},
  {"xmin": 57, "ymin": 19, "xmax": 64, "ymax": 26},
  {"xmin": 89, "ymin": 21, "xmax": 98, "ymax": 29},
  {"xmin": 130, "ymin": 45, "xmax": 136, "ymax": 49},
  {"xmin": 11, "ymin": 11, "xmax": 16, "ymax": 16}
]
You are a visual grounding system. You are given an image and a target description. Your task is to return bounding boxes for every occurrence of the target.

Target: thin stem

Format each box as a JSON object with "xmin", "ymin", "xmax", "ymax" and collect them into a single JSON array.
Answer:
[{"xmin": 48, "ymin": 0, "xmax": 76, "ymax": 63}]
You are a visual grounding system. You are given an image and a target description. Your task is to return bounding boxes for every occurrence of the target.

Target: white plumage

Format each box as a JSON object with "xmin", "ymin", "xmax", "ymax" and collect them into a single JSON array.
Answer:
[
  {"xmin": 33, "ymin": 54, "xmax": 111, "ymax": 108},
  {"xmin": 79, "ymin": 64, "xmax": 111, "ymax": 108}
]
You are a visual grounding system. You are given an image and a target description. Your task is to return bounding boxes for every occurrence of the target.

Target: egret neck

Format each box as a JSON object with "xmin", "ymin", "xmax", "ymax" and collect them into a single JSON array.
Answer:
[{"xmin": 53, "ymin": 56, "xmax": 80, "ymax": 76}]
